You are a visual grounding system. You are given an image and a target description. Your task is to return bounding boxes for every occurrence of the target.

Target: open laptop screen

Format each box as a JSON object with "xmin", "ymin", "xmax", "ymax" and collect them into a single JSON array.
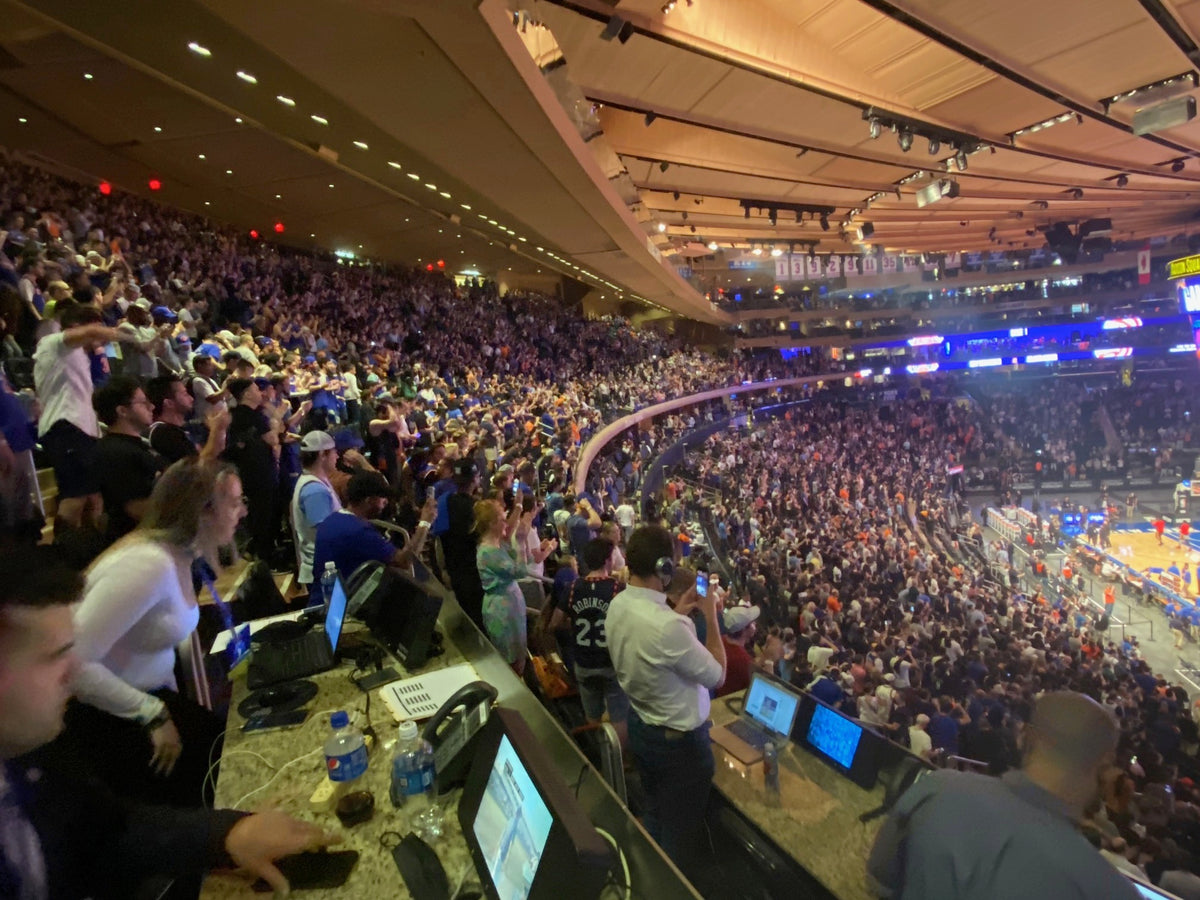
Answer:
[
  {"xmin": 743, "ymin": 673, "xmax": 801, "ymax": 737},
  {"xmin": 325, "ymin": 576, "xmax": 348, "ymax": 653}
]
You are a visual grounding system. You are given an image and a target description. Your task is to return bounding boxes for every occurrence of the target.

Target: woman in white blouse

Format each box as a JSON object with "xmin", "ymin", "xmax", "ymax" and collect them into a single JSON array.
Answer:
[{"xmin": 57, "ymin": 458, "xmax": 245, "ymax": 806}]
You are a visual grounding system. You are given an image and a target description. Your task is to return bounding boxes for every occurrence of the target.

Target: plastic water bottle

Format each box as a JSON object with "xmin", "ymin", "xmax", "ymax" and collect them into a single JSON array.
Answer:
[
  {"xmin": 320, "ymin": 561, "xmax": 338, "ymax": 613},
  {"xmin": 763, "ymin": 741, "xmax": 780, "ymax": 795},
  {"xmin": 390, "ymin": 721, "xmax": 443, "ymax": 838},
  {"xmin": 324, "ymin": 711, "xmax": 368, "ymax": 786}
]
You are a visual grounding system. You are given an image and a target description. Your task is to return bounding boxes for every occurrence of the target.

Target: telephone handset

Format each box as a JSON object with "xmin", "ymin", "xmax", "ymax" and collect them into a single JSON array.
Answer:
[{"xmin": 421, "ymin": 680, "xmax": 498, "ymax": 794}]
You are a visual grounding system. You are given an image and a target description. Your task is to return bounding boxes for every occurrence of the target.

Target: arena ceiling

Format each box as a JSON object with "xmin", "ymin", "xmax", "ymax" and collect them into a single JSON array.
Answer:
[{"xmin": 4, "ymin": 0, "xmax": 1200, "ymax": 322}]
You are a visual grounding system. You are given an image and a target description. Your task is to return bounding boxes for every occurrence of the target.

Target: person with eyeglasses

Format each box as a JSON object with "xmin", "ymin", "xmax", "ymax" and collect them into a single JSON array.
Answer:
[
  {"xmin": 92, "ymin": 376, "xmax": 168, "ymax": 548},
  {"xmin": 26, "ymin": 459, "xmax": 247, "ymax": 808}
]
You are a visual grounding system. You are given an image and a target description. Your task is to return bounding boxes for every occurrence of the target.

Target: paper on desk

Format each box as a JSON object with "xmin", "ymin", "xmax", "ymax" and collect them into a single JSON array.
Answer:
[
  {"xmin": 208, "ymin": 610, "xmax": 304, "ymax": 655},
  {"xmin": 380, "ymin": 663, "xmax": 480, "ymax": 721}
]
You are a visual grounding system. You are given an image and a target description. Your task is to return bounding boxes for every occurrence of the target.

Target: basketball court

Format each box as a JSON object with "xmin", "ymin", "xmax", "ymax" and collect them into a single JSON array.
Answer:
[{"xmin": 1108, "ymin": 524, "xmax": 1198, "ymax": 599}]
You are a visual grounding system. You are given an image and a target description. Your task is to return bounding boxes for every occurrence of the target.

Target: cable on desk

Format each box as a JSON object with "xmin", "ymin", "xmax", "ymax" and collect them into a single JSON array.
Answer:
[
  {"xmin": 594, "ymin": 827, "xmax": 630, "ymax": 900},
  {"xmin": 232, "ymin": 748, "xmax": 322, "ymax": 809},
  {"xmin": 572, "ymin": 762, "xmax": 589, "ymax": 799}
]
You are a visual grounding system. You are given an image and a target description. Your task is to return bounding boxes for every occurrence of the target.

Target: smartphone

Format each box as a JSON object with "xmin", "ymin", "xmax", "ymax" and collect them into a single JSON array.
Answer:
[
  {"xmin": 242, "ymin": 709, "xmax": 308, "ymax": 734},
  {"xmin": 696, "ymin": 572, "xmax": 709, "ymax": 598},
  {"xmin": 355, "ymin": 667, "xmax": 401, "ymax": 692},
  {"xmin": 252, "ymin": 850, "xmax": 359, "ymax": 892}
]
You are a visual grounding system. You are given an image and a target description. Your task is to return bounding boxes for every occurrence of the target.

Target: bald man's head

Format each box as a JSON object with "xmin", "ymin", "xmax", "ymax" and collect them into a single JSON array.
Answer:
[{"xmin": 1026, "ymin": 691, "xmax": 1119, "ymax": 773}]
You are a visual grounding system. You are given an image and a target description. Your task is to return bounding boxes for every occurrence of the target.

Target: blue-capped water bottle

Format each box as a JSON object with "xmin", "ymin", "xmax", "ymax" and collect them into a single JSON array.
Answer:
[
  {"xmin": 390, "ymin": 720, "xmax": 443, "ymax": 839},
  {"xmin": 324, "ymin": 711, "xmax": 368, "ymax": 785},
  {"xmin": 320, "ymin": 561, "xmax": 339, "ymax": 613},
  {"xmin": 763, "ymin": 740, "xmax": 780, "ymax": 794}
]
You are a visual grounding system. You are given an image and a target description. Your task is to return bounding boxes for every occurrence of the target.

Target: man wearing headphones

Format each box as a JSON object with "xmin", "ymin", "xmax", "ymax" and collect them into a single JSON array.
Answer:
[{"xmin": 605, "ymin": 524, "xmax": 726, "ymax": 874}]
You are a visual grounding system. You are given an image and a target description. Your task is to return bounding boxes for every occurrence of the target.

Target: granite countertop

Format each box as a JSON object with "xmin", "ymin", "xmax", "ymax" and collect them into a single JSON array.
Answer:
[
  {"xmin": 200, "ymin": 626, "xmax": 478, "ymax": 898},
  {"xmin": 710, "ymin": 694, "xmax": 883, "ymax": 900}
]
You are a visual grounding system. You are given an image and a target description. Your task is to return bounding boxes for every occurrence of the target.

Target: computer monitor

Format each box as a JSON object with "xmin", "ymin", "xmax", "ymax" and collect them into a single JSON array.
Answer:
[
  {"xmin": 324, "ymin": 574, "xmax": 348, "ymax": 653},
  {"xmin": 345, "ymin": 561, "xmax": 442, "ymax": 669},
  {"xmin": 743, "ymin": 671, "xmax": 802, "ymax": 737},
  {"xmin": 459, "ymin": 708, "xmax": 613, "ymax": 900},
  {"xmin": 795, "ymin": 694, "xmax": 881, "ymax": 789}
]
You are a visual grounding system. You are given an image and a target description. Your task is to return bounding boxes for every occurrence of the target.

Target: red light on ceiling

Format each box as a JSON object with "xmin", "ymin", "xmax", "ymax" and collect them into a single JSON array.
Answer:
[
  {"xmin": 249, "ymin": 229, "xmax": 259, "ymax": 240},
  {"xmin": 426, "ymin": 264, "xmax": 434, "ymax": 272},
  {"xmin": 436, "ymin": 259, "xmax": 445, "ymax": 268},
  {"xmin": 273, "ymin": 222, "xmax": 285, "ymax": 234},
  {"xmin": 98, "ymin": 181, "xmax": 112, "ymax": 196},
  {"xmin": 147, "ymin": 178, "xmax": 162, "ymax": 191}
]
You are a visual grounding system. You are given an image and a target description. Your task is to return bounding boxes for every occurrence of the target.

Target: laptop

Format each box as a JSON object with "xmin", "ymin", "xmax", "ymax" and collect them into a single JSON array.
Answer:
[
  {"xmin": 247, "ymin": 575, "xmax": 348, "ymax": 688},
  {"xmin": 711, "ymin": 672, "xmax": 802, "ymax": 764}
]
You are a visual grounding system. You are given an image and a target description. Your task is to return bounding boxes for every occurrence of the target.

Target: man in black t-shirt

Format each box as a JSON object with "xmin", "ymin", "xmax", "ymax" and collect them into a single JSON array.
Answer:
[
  {"xmin": 434, "ymin": 459, "xmax": 484, "ymax": 629},
  {"xmin": 222, "ymin": 379, "xmax": 279, "ymax": 560},
  {"xmin": 147, "ymin": 375, "xmax": 230, "ymax": 465},
  {"xmin": 92, "ymin": 377, "xmax": 165, "ymax": 545},
  {"xmin": 568, "ymin": 538, "xmax": 629, "ymax": 743}
]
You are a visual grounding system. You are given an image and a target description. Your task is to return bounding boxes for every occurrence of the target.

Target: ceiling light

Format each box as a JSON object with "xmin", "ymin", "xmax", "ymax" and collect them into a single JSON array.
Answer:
[
  {"xmin": 657, "ymin": 222, "xmax": 667, "ymax": 232},
  {"xmin": 234, "ymin": 117, "xmax": 243, "ymax": 124},
  {"xmin": 898, "ymin": 130, "xmax": 913, "ymax": 152},
  {"xmin": 225, "ymin": 169, "xmax": 233, "ymax": 175},
  {"xmin": 928, "ymin": 137, "xmax": 940, "ymax": 155},
  {"xmin": 387, "ymin": 161, "xmax": 402, "ymax": 170},
  {"xmin": 236, "ymin": 71, "xmax": 257, "ymax": 84},
  {"xmin": 204, "ymin": 201, "xmax": 210, "ymax": 206},
  {"xmin": 868, "ymin": 118, "xmax": 881, "ymax": 139},
  {"xmin": 751, "ymin": 247, "xmax": 763, "ymax": 256},
  {"xmin": 407, "ymin": 173, "xmax": 420, "ymax": 180},
  {"xmin": 955, "ymin": 149, "xmax": 969, "ymax": 170},
  {"xmin": 820, "ymin": 215, "xmax": 830, "ymax": 231},
  {"xmin": 425, "ymin": 183, "xmax": 437, "ymax": 191},
  {"xmin": 659, "ymin": 161, "xmax": 669, "ymax": 172},
  {"xmin": 1173, "ymin": 158, "xmax": 1187, "ymax": 172},
  {"xmin": 708, "ymin": 241, "xmax": 719, "ymax": 250},
  {"xmin": 353, "ymin": 141, "xmax": 369, "ymax": 150},
  {"xmin": 187, "ymin": 42, "xmax": 212, "ymax": 57},
  {"xmin": 83, "ymin": 73, "xmax": 93, "ymax": 81},
  {"xmin": 197, "ymin": 153, "xmax": 206, "ymax": 160},
  {"xmin": 329, "ymin": 183, "xmax": 335, "ymax": 189},
  {"xmin": 153, "ymin": 126, "xmax": 162, "ymax": 133},
  {"xmin": 311, "ymin": 114, "xmax": 329, "ymax": 125},
  {"xmin": 488, "ymin": 219, "xmax": 498, "ymax": 225},
  {"xmin": 770, "ymin": 247, "xmax": 783, "ymax": 257},
  {"xmin": 461, "ymin": 203, "xmax": 472, "ymax": 210},
  {"xmin": 275, "ymin": 193, "xmax": 282, "ymax": 199},
  {"xmin": 276, "ymin": 95, "xmax": 296, "ymax": 107},
  {"xmin": 17, "ymin": 117, "xmax": 26, "ymax": 124},
  {"xmin": 440, "ymin": 191, "xmax": 452, "ymax": 198}
]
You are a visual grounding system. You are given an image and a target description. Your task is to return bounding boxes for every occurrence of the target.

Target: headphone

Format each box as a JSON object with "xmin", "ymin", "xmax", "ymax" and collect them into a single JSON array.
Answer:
[{"xmin": 655, "ymin": 556, "xmax": 675, "ymax": 590}]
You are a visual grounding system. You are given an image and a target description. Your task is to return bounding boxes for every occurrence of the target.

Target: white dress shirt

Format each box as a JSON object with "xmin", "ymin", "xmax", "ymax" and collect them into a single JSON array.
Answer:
[
  {"xmin": 33, "ymin": 332, "xmax": 99, "ymax": 438},
  {"xmin": 605, "ymin": 584, "xmax": 722, "ymax": 730}
]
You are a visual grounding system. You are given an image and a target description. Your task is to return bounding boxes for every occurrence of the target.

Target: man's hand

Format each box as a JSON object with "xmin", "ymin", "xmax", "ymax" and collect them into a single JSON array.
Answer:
[
  {"xmin": 673, "ymin": 583, "xmax": 701, "ymax": 618},
  {"xmin": 225, "ymin": 811, "xmax": 339, "ymax": 895},
  {"xmin": 207, "ymin": 407, "xmax": 231, "ymax": 434},
  {"xmin": 420, "ymin": 494, "xmax": 437, "ymax": 523}
]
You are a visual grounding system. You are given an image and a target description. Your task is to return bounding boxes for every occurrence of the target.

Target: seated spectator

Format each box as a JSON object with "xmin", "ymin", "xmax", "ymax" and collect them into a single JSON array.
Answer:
[
  {"xmin": 0, "ymin": 547, "xmax": 336, "ymax": 897},
  {"xmin": 716, "ymin": 604, "xmax": 760, "ymax": 698},
  {"xmin": 312, "ymin": 470, "xmax": 433, "ymax": 591},
  {"xmin": 35, "ymin": 459, "xmax": 245, "ymax": 807},
  {"xmin": 92, "ymin": 376, "xmax": 164, "ymax": 546}
]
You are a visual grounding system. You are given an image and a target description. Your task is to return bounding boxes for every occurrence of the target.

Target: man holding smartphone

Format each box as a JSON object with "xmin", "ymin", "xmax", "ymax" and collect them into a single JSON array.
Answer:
[
  {"xmin": 0, "ymin": 548, "xmax": 338, "ymax": 897},
  {"xmin": 605, "ymin": 526, "xmax": 726, "ymax": 877}
]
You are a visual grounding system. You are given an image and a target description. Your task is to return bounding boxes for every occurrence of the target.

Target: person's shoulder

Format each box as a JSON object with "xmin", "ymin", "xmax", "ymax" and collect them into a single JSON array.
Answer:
[{"xmin": 91, "ymin": 539, "xmax": 178, "ymax": 580}]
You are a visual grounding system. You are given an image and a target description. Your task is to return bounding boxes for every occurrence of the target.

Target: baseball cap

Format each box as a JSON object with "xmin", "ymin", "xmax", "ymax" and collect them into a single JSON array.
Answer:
[
  {"xmin": 151, "ymin": 305, "xmax": 177, "ymax": 321},
  {"xmin": 299, "ymin": 430, "xmax": 336, "ymax": 453},
  {"xmin": 332, "ymin": 428, "xmax": 365, "ymax": 451},
  {"xmin": 133, "ymin": 298, "xmax": 152, "ymax": 311},
  {"xmin": 453, "ymin": 458, "xmax": 478, "ymax": 480},
  {"xmin": 347, "ymin": 470, "xmax": 394, "ymax": 503},
  {"xmin": 722, "ymin": 605, "xmax": 760, "ymax": 633}
]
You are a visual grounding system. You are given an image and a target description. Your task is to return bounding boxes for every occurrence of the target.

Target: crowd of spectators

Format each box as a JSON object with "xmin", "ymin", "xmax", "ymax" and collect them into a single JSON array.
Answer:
[{"xmin": 667, "ymin": 388, "xmax": 1200, "ymax": 893}]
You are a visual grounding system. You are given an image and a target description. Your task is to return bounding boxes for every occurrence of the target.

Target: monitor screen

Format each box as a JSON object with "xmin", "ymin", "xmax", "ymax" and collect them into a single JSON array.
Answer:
[
  {"xmin": 806, "ymin": 702, "xmax": 863, "ymax": 769},
  {"xmin": 1180, "ymin": 280, "xmax": 1200, "ymax": 314},
  {"xmin": 325, "ymin": 576, "xmax": 348, "ymax": 652},
  {"xmin": 471, "ymin": 735, "xmax": 554, "ymax": 900},
  {"xmin": 743, "ymin": 674, "xmax": 801, "ymax": 737}
]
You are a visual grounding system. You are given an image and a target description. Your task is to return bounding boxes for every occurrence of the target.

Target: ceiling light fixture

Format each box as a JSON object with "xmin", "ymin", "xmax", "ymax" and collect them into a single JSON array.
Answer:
[
  {"xmin": 461, "ymin": 203, "xmax": 471, "ymax": 210},
  {"xmin": 187, "ymin": 41, "xmax": 212, "ymax": 57},
  {"xmin": 236, "ymin": 70, "xmax": 257, "ymax": 84},
  {"xmin": 657, "ymin": 222, "xmax": 667, "ymax": 232},
  {"xmin": 17, "ymin": 117, "xmax": 27, "ymax": 124},
  {"xmin": 955, "ymin": 148, "xmax": 969, "ymax": 170},
  {"xmin": 898, "ymin": 130, "xmax": 913, "ymax": 152},
  {"xmin": 387, "ymin": 161, "xmax": 402, "ymax": 170},
  {"xmin": 707, "ymin": 241, "xmax": 719, "ymax": 250},
  {"xmin": 83, "ymin": 73, "xmax": 93, "ymax": 81},
  {"xmin": 234, "ymin": 117, "xmax": 243, "ymax": 124},
  {"xmin": 311, "ymin": 114, "xmax": 329, "ymax": 125},
  {"xmin": 659, "ymin": 161, "xmax": 669, "ymax": 172},
  {"xmin": 868, "ymin": 117, "xmax": 881, "ymax": 139},
  {"xmin": 153, "ymin": 126, "xmax": 162, "ymax": 133},
  {"xmin": 1115, "ymin": 173, "xmax": 1128, "ymax": 187},
  {"xmin": 644, "ymin": 112, "xmax": 657, "ymax": 126},
  {"xmin": 425, "ymin": 183, "xmax": 437, "ymax": 191},
  {"xmin": 1008, "ymin": 111, "xmax": 1078, "ymax": 142},
  {"xmin": 440, "ymin": 192, "xmax": 452, "ymax": 198},
  {"xmin": 276, "ymin": 95, "xmax": 296, "ymax": 107},
  {"xmin": 928, "ymin": 137, "xmax": 940, "ymax": 155},
  {"xmin": 353, "ymin": 140, "xmax": 369, "ymax": 150},
  {"xmin": 197, "ymin": 153, "xmax": 206, "ymax": 160}
]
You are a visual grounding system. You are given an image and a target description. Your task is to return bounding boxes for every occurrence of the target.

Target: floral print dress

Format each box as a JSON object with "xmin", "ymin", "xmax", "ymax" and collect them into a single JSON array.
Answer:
[{"xmin": 476, "ymin": 543, "xmax": 529, "ymax": 663}]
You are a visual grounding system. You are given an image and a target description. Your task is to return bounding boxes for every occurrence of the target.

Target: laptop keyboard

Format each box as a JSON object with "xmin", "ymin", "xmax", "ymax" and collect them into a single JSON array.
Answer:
[
  {"xmin": 727, "ymin": 718, "xmax": 770, "ymax": 749},
  {"xmin": 262, "ymin": 634, "xmax": 333, "ymax": 680}
]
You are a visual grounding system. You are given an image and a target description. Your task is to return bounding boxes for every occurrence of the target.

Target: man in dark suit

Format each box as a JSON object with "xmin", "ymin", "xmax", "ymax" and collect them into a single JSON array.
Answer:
[{"xmin": 0, "ymin": 548, "xmax": 335, "ymax": 898}]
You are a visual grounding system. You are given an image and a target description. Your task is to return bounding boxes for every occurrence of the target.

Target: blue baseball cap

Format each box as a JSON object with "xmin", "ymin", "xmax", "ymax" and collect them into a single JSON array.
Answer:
[{"xmin": 151, "ymin": 305, "xmax": 177, "ymax": 321}]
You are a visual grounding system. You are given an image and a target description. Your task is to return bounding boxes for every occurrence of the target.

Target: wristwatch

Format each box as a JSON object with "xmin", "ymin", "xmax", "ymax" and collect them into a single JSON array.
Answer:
[{"xmin": 142, "ymin": 707, "xmax": 172, "ymax": 732}]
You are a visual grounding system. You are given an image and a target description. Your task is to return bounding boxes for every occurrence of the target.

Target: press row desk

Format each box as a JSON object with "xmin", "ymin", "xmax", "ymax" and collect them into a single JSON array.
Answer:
[
  {"xmin": 200, "ymin": 596, "xmax": 703, "ymax": 899},
  {"xmin": 708, "ymin": 697, "xmax": 894, "ymax": 900}
]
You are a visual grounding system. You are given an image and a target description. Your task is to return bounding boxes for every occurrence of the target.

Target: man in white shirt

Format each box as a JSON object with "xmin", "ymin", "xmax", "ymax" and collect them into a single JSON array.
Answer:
[
  {"xmin": 605, "ymin": 525, "xmax": 725, "ymax": 874},
  {"xmin": 33, "ymin": 305, "xmax": 141, "ymax": 532},
  {"xmin": 291, "ymin": 430, "xmax": 342, "ymax": 591},
  {"xmin": 614, "ymin": 497, "xmax": 636, "ymax": 542},
  {"xmin": 908, "ymin": 714, "xmax": 933, "ymax": 760}
]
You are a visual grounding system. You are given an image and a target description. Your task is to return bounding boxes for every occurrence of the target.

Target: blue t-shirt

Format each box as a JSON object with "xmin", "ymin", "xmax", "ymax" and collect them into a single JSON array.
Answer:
[{"xmin": 312, "ymin": 510, "xmax": 396, "ymax": 592}]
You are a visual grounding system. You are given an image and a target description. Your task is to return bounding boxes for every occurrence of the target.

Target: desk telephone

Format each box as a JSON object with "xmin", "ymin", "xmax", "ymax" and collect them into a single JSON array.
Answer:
[{"xmin": 421, "ymin": 681, "xmax": 498, "ymax": 794}]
